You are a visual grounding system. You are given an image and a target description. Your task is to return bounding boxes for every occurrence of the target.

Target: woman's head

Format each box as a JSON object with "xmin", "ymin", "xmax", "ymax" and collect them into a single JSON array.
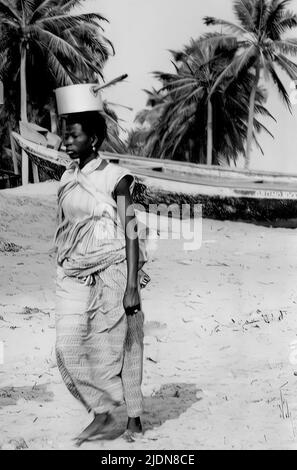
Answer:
[{"xmin": 64, "ymin": 111, "xmax": 107, "ymax": 159}]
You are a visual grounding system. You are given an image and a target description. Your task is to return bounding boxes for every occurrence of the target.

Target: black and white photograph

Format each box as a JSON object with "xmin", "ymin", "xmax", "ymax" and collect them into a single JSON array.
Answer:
[{"xmin": 1, "ymin": 0, "xmax": 297, "ymax": 452}]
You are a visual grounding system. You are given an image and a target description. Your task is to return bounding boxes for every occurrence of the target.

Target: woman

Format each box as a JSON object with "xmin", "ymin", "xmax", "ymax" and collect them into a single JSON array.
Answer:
[{"xmin": 54, "ymin": 111, "xmax": 149, "ymax": 445}]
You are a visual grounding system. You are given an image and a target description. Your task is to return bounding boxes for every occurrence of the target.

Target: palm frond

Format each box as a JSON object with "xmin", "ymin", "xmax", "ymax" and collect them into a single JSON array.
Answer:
[
  {"xmin": 254, "ymin": 103, "xmax": 276, "ymax": 121},
  {"xmin": 45, "ymin": 48, "xmax": 75, "ymax": 86},
  {"xmin": 232, "ymin": 44, "xmax": 257, "ymax": 75},
  {"xmin": 253, "ymin": 118, "xmax": 275, "ymax": 138},
  {"xmin": 0, "ymin": 50, "xmax": 9, "ymax": 80},
  {"xmin": 274, "ymin": 53, "xmax": 297, "ymax": 80},
  {"xmin": 208, "ymin": 60, "xmax": 237, "ymax": 96},
  {"xmin": 274, "ymin": 38, "xmax": 297, "ymax": 56},
  {"xmin": 32, "ymin": 26, "xmax": 101, "ymax": 73},
  {"xmin": 60, "ymin": 0, "xmax": 83, "ymax": 13},
  {"xmin": 254, "ymin": 0, "xmax": 270, "ymax": 36},
  {"xmin": 100, "ymin": 111, "xmax": 126, "ymax": 133},
  {"xmin": 0, "ymin": 0, "xmax": 20, "ymax": 23},
  {"xmin": 203, "ymin": 15, "xmax": 250, "ymax": 35},
  {"xmin": 0, "ymin": 17, "xmax": 20, "ymax": 29},
  {"xmin": 266, "ymin": 0, "xmax": 294, "ymax": 37},
  {"xmin": 253, "ymin": 132, "xmax": 265, "ymax": 155},
  {"xmin": 267, "ymin": 61, "xmax": 292, "ymax": 110},
  {"xmin": 29, "ymin": 0, "xmax": 58, "ymax": 21},
  {"xmin": 67, "ymin": 23, "xmax": 109, "ymax": 53},
  {"xmin": 277, "ymin": 10, "xmax": 297, "ymax": 33},
  {"xmin": 233, "ymin": 0, "xmax": 256, "ymax": 31},
  {"xmin": 196, "ymin": 32, "xmax": 239, "ymax": 50},
  {"xmin": 135, "ymin": 108, "xmax": 151, "ymax": 125},
  {"xmin": 19, "ymin": 0, "xmax": 37, "ymax": 17},
  {"xmin": 34, "ymin": 12, "xmax": 107, "ymax": 28}
]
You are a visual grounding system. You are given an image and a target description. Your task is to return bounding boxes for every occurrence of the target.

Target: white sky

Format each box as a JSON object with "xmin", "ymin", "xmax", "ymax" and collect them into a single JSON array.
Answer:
[{"xmin": 85, "ymin": 0, "xmax": 297, "ymax": 173}]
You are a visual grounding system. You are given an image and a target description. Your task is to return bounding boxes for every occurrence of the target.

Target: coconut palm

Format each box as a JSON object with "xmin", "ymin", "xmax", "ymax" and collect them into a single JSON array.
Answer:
[
  {"xmin": 168, "ymin": 38, "xmax": 238, "ymax": 165},
  {"xmin": 0, "ymin": 0, "xmax": 112, "ymax": 182},
  {"xmin": 126, "ymin": 88, "xmax": 166, "ymax": 156},
  {"xmin": 202, "ymin": 0, "xmax": 297, "ymax": 168},
  {"xmin": 141, "ymin": 39, "xmax": 273, "ymax": 165},
  {"xmin": 101, "ymin": 102, "xmax": 128, "ymax": 154},
  {"xmin": 126, "ymin": 128, "xmax": 147, "ymax": 155},
  {"xmin": 135, "ymin": 88, "xmax": 166, "ymax": 127}
]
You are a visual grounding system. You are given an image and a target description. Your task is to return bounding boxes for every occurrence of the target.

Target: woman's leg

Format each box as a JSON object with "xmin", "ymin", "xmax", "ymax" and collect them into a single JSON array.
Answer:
[
  {"xmin": 74, "ymin": 308, "xmax": 127, "ymax": 445},
  {"xmin": 55, "ymin": 268, "xmax": 126, "ymax": 416},
  {"xmin": 55, "ymin": 270, "xmax": 94, "ymax": 411}
]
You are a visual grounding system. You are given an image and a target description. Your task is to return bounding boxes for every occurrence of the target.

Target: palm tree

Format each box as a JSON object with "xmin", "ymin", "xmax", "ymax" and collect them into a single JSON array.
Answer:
[
  {"xmin": 141, "ymin": 39, "xmax": 273, "ymax": 165},
  {"xmin": 202, "ymin": 0, "xmax": 297, "ymax": 169},
  {"xmin": 126, "ymin": 128, "xmax": 147, "ymax": 155},
  {"xmin": 135, "ymin": 88, "xmax": 166, "ymax": 127},
  {"xmin": 126, "ymin": 88, "xmax": 166, "ymax": 156},
  {"xmin": 0, "ymin": 0, "xmax": 112, "ymax": 182},
  {"xmin": 101, "ymin": 102, "xmax": 128, "ymax": 154},
  {"xmin": 172, "ymin": 38, "xmax": 235, "ymax": 165}
]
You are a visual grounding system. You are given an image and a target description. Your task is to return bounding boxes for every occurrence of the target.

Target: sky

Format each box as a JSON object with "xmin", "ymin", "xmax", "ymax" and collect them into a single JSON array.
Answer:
[{"xmin": 84, "ymin": 0, "xmax": 297, "ymax": 173}]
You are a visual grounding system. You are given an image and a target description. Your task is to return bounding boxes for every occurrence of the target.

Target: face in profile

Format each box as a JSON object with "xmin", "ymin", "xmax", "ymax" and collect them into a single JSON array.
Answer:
[
  {"xmin": 63, "ymin": 112, "xmax": 107, "ymax": 160},
  {"xmin": 64, "ymin": 122, "xmax": 93, "ymax": 160}
]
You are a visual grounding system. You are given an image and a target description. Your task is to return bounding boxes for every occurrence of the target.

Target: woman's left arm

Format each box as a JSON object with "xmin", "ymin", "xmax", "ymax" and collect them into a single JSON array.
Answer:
[{"xmin": 114, "ymin": 176, "xmax": 140, "ymax": 314}]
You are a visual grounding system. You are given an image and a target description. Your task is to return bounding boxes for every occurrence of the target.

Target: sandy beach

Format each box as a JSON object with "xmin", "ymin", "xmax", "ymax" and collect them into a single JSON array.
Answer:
[{"xmin": 1, "ymin": 181, "xmax": 297, "ymax": 450}]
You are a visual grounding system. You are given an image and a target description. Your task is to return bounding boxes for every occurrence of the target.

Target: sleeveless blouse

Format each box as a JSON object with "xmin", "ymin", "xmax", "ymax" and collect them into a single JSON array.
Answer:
[{"xmin": 54, "ymin": 157, "xmax": 139, "ymax": 278}]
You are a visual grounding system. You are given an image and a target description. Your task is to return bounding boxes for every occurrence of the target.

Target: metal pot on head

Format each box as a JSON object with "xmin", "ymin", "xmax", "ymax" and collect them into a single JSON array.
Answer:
[
  {"xmin": 54, "ymin": 74, "xmax": 128, "ymax": 115},
  {"xmin": 55, "ymin": 84, "xmax": 103, "ymax": 115}
]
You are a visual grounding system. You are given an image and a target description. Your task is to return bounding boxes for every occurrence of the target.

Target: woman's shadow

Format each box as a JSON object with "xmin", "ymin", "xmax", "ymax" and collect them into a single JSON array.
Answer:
[{"xmin": 101, "ymin": 382, "xmax": 201, "ymax": 441}]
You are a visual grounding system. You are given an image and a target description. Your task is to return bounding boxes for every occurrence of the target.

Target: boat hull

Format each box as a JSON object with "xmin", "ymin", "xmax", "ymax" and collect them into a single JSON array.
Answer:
[{"xmin": 10, "ymin": 132, "xmax": 297, "ymax": 226}]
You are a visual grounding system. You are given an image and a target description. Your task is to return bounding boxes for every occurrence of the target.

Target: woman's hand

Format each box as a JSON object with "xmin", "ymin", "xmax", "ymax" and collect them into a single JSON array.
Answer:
[
  {"xmin": 139, "ymin": 269, "xmax": 151, "ymax": 289},
  {"xmin": 123, "ymin": 286, "xmax": 141, "ymax": 315}
]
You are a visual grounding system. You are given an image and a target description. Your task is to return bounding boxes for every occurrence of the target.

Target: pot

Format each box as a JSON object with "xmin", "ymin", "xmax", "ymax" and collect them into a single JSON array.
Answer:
[{"xmin": 55, "ymin": 84, "xmax": 103, "ymax": 115}]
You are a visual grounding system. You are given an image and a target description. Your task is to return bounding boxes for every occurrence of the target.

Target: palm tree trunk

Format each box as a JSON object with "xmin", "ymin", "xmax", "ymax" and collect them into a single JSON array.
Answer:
[
  {"xmin": 47, "ymin": 97, "xmax": 58, "ymax": 133},
  {"xmin": 245, "ymin": 63, "xmax": 260, "ymax": 170},
  {"xmin": 20, "ymin": 46, "xmax": 29, "ymax": 184},
  {"xmin": 207, "ymin": 98, "xmax": 213, "ymax": 165},
  {"xmin": 20, "ymin": 48, "xmax": 28, "ymax": 123},
  {"xmin": 50, "ymin": 109, "xmax": 58, "ymax": 134}
]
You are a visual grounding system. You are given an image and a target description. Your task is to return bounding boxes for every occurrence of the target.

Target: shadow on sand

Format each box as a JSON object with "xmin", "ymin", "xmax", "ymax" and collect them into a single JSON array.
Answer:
[{"xmin": 95, "ymin": 382, "xmax": 201, "ymax": 441}]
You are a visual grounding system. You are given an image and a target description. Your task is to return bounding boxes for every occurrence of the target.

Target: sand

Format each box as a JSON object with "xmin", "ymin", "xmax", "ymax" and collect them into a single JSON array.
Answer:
[{"xmin": 0, "ymin": 181, "xmax": 297, "ymax": 450}]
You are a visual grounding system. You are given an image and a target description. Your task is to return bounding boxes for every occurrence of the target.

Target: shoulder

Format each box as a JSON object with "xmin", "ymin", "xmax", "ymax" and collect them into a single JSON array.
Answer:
[
  {"xmin": 104, "ymin": 162, "xmax": 129, "ymax": 176},
  {"xmin": 103, "ymin": 163, "xmax": 135, "ymax": 195},
  {"xmin": 60, "ymin": 169, "xmax": 72, "ymax": 184}
]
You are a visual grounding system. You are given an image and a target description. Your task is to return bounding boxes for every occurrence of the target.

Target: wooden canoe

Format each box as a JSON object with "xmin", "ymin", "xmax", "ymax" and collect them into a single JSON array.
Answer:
[{"xmin": 10, "ymin": 131, "xmax": 297, "ymax": 225}]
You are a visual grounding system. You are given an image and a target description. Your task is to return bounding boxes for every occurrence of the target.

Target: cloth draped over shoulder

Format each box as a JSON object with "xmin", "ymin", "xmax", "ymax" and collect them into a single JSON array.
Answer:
[{"xmin": 54, "ymin": 157, "xmax": 148, "ymax": 280}]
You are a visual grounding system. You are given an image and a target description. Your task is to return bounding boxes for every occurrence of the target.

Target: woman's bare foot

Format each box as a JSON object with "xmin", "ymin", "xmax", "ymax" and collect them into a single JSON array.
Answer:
[
  {"xmin": 122, "ymin": 417, "xmax": 143, "ymax": 443},
  {"xmin": 139, "ymin": 269, "xmax": 151, "ymax": 289},
  {"xmin": 73, "ymin": 412, "xmax": 114, "ymax": 446},
  {"xmin": 127, "ymin": 416, "xmax": 142, "ymax": 433}
]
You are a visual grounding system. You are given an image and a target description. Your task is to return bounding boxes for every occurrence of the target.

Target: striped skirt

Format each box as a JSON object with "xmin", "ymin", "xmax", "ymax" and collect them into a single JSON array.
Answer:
[{"xmin": 55, "ymin": 261, "xmax": 144, "ymax": 417}]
